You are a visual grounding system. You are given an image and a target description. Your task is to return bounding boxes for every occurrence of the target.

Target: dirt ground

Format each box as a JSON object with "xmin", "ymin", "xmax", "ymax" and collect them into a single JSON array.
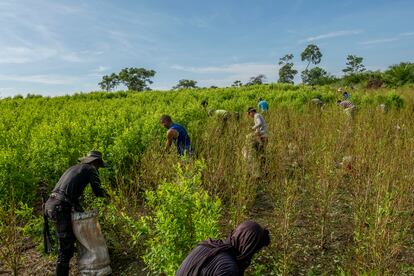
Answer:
[
  {"xmin": 0, "ymin": 246, "xmax": 76, "ymax": 276},
  {"xmin": 0, "ymin": 246, "xmax": 145, "ymax": 276}
]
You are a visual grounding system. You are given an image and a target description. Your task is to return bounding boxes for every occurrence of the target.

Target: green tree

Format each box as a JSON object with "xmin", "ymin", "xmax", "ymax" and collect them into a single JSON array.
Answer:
[
  {"xmin": 383, "ymin": 62, "xmax": 414, "ymax": 87},
  {"xmin": 231, "ymin": 80, "xmax": 243, "ymax": 87},
  {"xmin": 343, "ymin": 55, "xmax": 366, "ymax": 75},
  {"xmin": 278, "ymin": 54, "xmax": 298, "ymax": 84},
  {"xmin": 246, "ymin": 74, "xmax": 266, "ymax": 85},
  {"xmin": 301, "ymin": 67, "xmax": 337, "ymax": 86},
  {"xmin": 99, "ymin": 73, "xmax": 120, "ymax": 92},
  {"xmin": 301, "ymin": 44, "xmax": 322, "ymax": 70},
  {"xmin": 118, "ymin": 67, "xmax": 156, "ymax": 91},
  {"xmin": 173, "ymin": 79, "xmax": 198, "ymax": 90}
]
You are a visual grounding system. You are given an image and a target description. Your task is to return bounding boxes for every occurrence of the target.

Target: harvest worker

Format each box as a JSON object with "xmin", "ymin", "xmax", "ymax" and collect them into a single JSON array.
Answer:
[
  {"xmin": 201, "ymin": 99, "xmax": 209, "ymax": 110},
  {"xmin": 176, "ymin": 220, "xmax": 270, "ymax": 275},
  {"xmin": 337, "ymin": 100, "xmax": 356, "ymax": 118},
  {"xmin": 160, "ymin": 114, "xmax": 191, "ymax": 156},
  {"xmin": 338, "ymin": 87, "xmax": 350, "ymax": 100},
  {"xmin": 247, "ymin": 107, "xmax": 268, "ymax": 152},
  {"xmin": 257, "ymin": 98, "xmax": 269, "ymax": 112},
  {"xmin": 44, "ymin": 150, "xmax": 109, "ymax": 276},
  {"xmin": 378, "ymin": 103, "xmax": 388, "ymax": 113},
  {"xmin": 310, "ymin": 97, "xmax": 324, "ymax": 109},
  {"xmin": 209, "ymin": 109, "xmax": 229, "ymax": 118}
]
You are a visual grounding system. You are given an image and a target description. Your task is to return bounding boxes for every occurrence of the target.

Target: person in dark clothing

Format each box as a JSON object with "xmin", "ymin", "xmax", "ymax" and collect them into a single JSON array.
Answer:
[
  {"xmin": 44, "ymin": 150, "xmax": 108, "ymax": 276},
  {"xmin": 201, "ymin": 99, "xmax": 209, "ymax": 110},
  {"xmin": 160, "ymin": 114, "xmax": 192, "ymax": 156},
  {"xmin": 176, "ymin": 220, "xmax": 270, "ymax": 276}
]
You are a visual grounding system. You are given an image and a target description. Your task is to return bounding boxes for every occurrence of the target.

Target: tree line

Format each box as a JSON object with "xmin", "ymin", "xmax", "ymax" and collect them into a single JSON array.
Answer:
[{"xmin": 99, "ymin": 44, "xmax": 414, "ymax": 91}]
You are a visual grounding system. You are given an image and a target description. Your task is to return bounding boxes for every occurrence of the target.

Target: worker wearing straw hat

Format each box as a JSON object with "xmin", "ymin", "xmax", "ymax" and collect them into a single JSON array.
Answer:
[{"xmin": 44, "ymin": 150, "xmax": 109, "ymax": 276}]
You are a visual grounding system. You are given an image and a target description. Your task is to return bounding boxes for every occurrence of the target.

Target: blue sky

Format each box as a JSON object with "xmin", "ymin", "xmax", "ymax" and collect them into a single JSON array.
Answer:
[{"xmin": 0, "ymin": 0, "xmax": 413, "ymax": 97}]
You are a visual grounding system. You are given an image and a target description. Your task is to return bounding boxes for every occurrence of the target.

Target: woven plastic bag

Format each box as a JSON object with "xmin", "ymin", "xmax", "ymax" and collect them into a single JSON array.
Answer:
[{"xmin": 72, "ymin": 211, "xmax": 112, "ymax": 276}]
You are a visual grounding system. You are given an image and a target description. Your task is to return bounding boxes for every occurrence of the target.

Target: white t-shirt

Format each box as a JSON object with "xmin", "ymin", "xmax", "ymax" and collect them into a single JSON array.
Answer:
[{"xmin": 252, "ymin": 113, "xmax": 268, "ymax": 137}]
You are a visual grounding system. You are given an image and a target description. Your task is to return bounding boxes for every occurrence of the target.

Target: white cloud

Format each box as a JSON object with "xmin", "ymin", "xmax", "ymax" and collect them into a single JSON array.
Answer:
[
  {"xmin": 359, "ymin": 37, "xmax": 400, "ymax": 45},
  {"xmin": 87, "ymin": 66, "xmax": 111, "ymax": 77},
  {"xmin": 0, "ymin": 46, "xmax": 103, "ymax": 64},
  {"xmin": 300, "ymin": 30, "xmax": 363, "ymax": 43},
  {"xmin": 171, "ymin": 63, "xmax": 278, "ymax": 87},
  {"xmin": 359, "ymin": 32, "xmax": 414, "ymax": 46},
  {"xmin": 0, "ymin": 47, "xmax": 58, "ymax": 64},
  {"xmin": 95, "ymin": 66, "xmax": 110, "ymax": 73},
  {"xmin": 171, "ymin": 63, "xmax": 275, "ymax": 75},
  {"xmin": 60, "ymin": 52, "xmax": 84, "ymax": 63},
  {"xmin": 0, "ymin": 74, "xmax": 78, "ymax": 85}
]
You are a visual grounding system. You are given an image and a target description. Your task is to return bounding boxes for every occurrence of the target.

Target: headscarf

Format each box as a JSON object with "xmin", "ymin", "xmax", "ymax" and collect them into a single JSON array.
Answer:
[{"xmin": 178, "ymin": 220, "xmax": 270, "ymax": 275}]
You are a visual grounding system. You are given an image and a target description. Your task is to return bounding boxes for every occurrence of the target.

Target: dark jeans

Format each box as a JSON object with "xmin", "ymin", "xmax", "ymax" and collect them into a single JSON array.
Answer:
[
  {"xmin": 45, "ymin": 198, "xmax": 75, "ymax": 276},
  {"xmin": 55, "ymin": 209, "xmax": 75, "ymax": 264}
]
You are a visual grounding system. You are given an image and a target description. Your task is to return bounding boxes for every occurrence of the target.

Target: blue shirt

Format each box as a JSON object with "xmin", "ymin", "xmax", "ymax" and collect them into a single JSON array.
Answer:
[
  {"xmin": 170, "ymin": 123, "xmax": 191, "ymax": 155},
  {"xmin": 258, "ymin": 100, "xmax": 269, "ymax": 112},
  {"xmin": 343, "ymin": 92, "xmax": 350, "ymax": 100}
]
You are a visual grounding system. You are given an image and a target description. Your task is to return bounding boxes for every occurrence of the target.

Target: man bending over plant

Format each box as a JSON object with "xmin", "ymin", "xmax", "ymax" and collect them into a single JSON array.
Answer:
[
  {"xmin": 44, "ymin": 151, "xmax": 109, "ymax": 276},
  {"xmin": 160, "ymin": 114, "xmax": 192, "ymax": 156}
]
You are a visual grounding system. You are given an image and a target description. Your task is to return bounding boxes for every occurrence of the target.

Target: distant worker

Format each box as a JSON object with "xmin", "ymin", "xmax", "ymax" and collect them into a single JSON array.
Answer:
[
  {"xmin": 176, "ymin": 220, "xmax": 270, "ymax": 276},
  {"xmin": 208, "ymin": 109, "xmax": 241, "ymax": 121},
  {"xmin": 378, "ymin": 103, "xmax": 388, "ymax": 113},
  {"xmin": 201, "ymin": 99, "xmax": 209, "ymax": 110},
  {"xmin": 337, "ymin": 100, "xmax": 356, "ymax": 118},
  {"xmin": 310, "ymin": 97, "xmax": 324, "ymax": 109},
  {"xmin": 338, "ymin": 87, "xmax": 350, "ymax": 100},
  {"xmin": 208, "ymin": 109, "xmax": 229, "ymax": 118},
  {"xmin": 44, "ymin": 151, "xmax": 109, "ymax": 276},
  {"xmin": 160, "ymin": 114, "xmax": 191, "ymax": 156},
  {"xmin": 247, "ymin": 107, "xmax": 268, "ymax": 152},
  {"xmin": 257, "ymin": 98, "xmax": 269, "ymax": 112}
]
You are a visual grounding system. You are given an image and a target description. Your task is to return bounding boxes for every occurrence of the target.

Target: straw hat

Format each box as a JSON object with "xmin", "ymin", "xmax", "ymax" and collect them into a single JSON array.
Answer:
[{"xmin": 79, "ymin": 151, "xmax": 108, "ymax": 167}]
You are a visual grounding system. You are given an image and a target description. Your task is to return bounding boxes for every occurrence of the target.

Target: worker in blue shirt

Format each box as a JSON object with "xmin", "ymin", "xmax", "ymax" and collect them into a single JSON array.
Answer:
[
  {"xmin": 160, "ymin": 114, "xmax": 192, "ymax": 156},
  {"xmin": 257, "ymin": 98, "xmax": 269, "ymax": 112}
]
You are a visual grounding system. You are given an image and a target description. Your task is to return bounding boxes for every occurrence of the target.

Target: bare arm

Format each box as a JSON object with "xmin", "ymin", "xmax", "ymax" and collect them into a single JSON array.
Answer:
[{"xmin": 165, "ymin": 129, "xmax": 178, "ymax": 152}]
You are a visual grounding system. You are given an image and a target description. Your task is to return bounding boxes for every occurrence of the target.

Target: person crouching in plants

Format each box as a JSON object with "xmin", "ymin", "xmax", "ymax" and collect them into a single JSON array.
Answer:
[
  {"xmin": 257, "ymin": 98, "xmax": 269, "ymax": 112},
  {"xmin": 336, "ymin": 99, "xmax": 356, "ymax": 118},
  {"xmin": 44, "ymin": 151, "xmax": 109, "ymax": 276},
  {"xmin": 247, "ymin": 107, "xmax": 268, "ymax": 154},
  {"xmin": 338, "ymin": 87, "xmax": 350, "ymax": 100},
  {"xmin": 310, "ymin": 97, "xmax": 324, "ymax": 111},
  {"xmin": 176, "ymin": 220, "xmax": 270, "ymax": 275},
  {"xmin": 160, "ymin": 114, "xmax": 192, "ymax": 156}
]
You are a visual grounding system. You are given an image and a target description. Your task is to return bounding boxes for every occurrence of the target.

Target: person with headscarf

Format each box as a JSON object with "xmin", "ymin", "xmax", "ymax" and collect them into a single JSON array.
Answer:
[{"xmin": 176, "ymin": 220, "xmax": 270, "ymax": 276}]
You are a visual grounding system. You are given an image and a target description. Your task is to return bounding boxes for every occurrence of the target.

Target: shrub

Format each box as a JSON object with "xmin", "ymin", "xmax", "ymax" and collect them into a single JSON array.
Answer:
[
  {"xmin": 365, "ymin": 71, "xmax": 384, "ymax": 89},
  {"xmin": 142, "ymin": 159, "xmax": 222, "ymax": 275},
  {"xmin": 0, "ymin": 200, "xmax": 35, "ymax": 275},
  {"xmin": 383, "ymin": 62, "xmax": 414, "ymax": 87}
]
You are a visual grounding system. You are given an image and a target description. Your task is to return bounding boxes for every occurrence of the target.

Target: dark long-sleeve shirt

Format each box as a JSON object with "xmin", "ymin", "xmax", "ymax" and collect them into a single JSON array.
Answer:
[
  {"xmin": 176, "ymin": 245, "xmax": 241, "ymax": 276},
  {"xmin": 52, "ymin": 163, "xmax": 106, "ymax": 207}
]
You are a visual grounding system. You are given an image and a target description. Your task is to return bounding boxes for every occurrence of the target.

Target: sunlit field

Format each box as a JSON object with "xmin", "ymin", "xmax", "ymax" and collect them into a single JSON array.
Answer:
[{"xmin": 1, "ymin": 84, "xmax": 413, "ymax": 275}]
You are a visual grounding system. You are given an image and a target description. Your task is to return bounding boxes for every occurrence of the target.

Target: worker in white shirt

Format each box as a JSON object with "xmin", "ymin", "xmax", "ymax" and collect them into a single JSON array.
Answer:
[{"xmin": 247, "ymin": 107, "xmax": 268, "ymax": 153}]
